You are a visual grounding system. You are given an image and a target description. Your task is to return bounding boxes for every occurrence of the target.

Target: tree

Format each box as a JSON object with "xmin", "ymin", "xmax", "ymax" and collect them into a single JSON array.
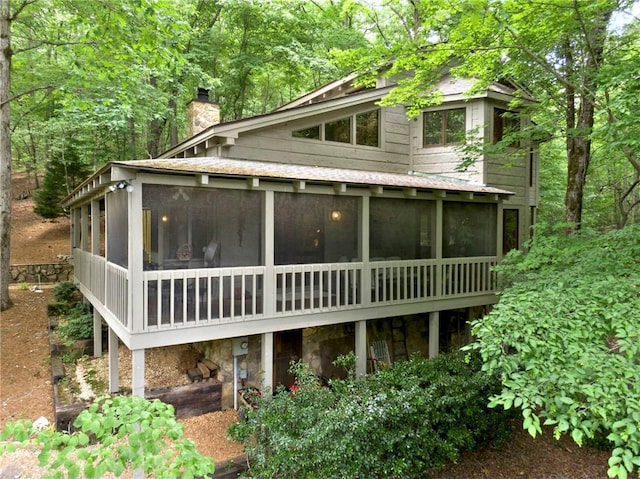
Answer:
[
  {"xmin": 0, "ymin": 0, "xmax": 15, "ymax": 311},
  {"xmin": 33, "ymin": 145, "xmax": 91, "ymax": 218},
  {"xmin": 467, "ymin": 224, "xmax": 640, "ymax": 479},
  {"xmin": 342, "ymin": 0, "xmax": 635, "ymax": 230}
]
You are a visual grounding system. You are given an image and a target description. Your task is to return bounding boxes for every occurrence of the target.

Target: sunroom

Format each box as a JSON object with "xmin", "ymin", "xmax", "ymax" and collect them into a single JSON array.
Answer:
[{"xmin": 66, "ymin": 157, "xmax": 510, "ymax": 393}]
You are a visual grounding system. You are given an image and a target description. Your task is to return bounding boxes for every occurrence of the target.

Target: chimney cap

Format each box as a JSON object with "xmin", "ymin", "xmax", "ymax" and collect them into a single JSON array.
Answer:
[{"xmin": 197, "ymin": 88, "xmax": 212, "ymax": 102}]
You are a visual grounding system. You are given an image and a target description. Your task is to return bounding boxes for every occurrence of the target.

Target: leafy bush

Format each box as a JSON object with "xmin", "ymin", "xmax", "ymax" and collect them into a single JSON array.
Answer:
[
  {"xmin": 467, "ymin": 224, "xmax": 640, "ymax": 479},
  {"xmin": 57, "ymin": 303, "xmax": 93, "ymax": 341},
  {"xmin": 229, "ymin": 351, "xmax": 514, "ymax": 479},
  {"xmin": 53, "ymin": 281, "xmax": 82, "ymax": 305},
  {"xmin": 0, "ymin": 395, "xmax": 215, "ymax": 478}
]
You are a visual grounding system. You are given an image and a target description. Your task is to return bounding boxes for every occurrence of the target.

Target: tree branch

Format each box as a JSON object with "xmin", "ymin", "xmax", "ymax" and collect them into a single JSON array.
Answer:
[
  {"xmin": 9, "ymin": 0, "xmax": 37, "ymax": 22},
  {"xmin": 0, "ymin": 84, "xmax": 55, "ymax": 108}
]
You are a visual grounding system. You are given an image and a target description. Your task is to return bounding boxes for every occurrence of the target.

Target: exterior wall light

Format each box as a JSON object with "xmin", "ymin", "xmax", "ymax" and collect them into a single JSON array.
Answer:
[
  {"xmin": 108, "ymin": 180, "xmax": 131, "ymax": 192},
  {"xmin": 331, "ymin": 210, "xmax": 342, "ymax": 221}
]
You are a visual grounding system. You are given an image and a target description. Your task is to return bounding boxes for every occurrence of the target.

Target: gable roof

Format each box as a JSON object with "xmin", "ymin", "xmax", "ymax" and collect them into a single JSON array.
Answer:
[{"xmin": 160, "ymin": 71, "xmax": 531, "ymax": 160}]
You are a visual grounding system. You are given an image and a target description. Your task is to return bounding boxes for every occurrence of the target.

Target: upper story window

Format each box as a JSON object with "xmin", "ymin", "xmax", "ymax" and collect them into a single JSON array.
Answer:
[
  {"xmin": 325, "ymin": 117, "xmax": 351, "ymax": 143},
  {"xmin": 291, "ymin": 109, "xmax": 380, "ymax": 147},
  {"xmin": 356, "ymin": 110, "xmax": 379, "ymax": 147},
  {"xmin": 493, "ymin": 108, "xmax": 520, "ymax": 146},
  {"xmin": 423, "ymin": 108, "xmax": 466, "ymax": 147},
  {"xmin": 292, "ymin": 125, "xmax": 320, "ymax": 140}
]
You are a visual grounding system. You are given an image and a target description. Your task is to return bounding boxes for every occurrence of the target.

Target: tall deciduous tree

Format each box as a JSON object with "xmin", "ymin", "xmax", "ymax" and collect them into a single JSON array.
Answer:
[
  {"xmin": 344, "ymin": 0, "xmax": 634, "ymax": 229},
  {"xmin": 0, "ymin": 0, "xmax": 14, "ymax": 311}
]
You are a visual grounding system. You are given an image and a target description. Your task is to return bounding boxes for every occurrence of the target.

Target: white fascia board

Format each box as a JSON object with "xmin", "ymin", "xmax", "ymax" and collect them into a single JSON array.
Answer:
[{"xmin": 275, "ymin": 73, "xmax": 359, "ymax": 111}]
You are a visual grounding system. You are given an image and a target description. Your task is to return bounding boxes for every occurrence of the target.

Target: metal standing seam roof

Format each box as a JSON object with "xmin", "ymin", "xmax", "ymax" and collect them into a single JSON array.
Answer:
[{"xmin": 112, "ymin": 157, "xmax": 513, "ymax": 196}]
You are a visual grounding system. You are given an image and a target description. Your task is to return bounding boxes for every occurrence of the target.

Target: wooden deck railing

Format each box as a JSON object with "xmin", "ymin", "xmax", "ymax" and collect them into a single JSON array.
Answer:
[{"xmin": 72, "ymin": 249, "xmax": 497, "ymax": 333}]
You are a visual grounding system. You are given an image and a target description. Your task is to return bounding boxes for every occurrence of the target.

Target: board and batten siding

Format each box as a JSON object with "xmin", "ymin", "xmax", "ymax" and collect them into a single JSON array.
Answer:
[{"xmin": 208, "ymin": 104, "xmax": 410, "ymax": 174}]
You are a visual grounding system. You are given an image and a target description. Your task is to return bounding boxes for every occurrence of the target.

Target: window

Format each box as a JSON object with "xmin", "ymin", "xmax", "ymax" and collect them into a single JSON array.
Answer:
[
  {"xmin": 503, "ymin": 209, "xmax": 519, "ymax": 255},
  {"xmin": 291, "ymin": 109, "xmax": 380, "ymax": 147},
  {"xmin": 356, "ymin": 110, "xmax": 379, "ymax": 147},
  {"xmin": 292, "ymin": 125, "xmax": 320, "ymax": 140},
  {"xmin": 423, "ymin": 108, "xmax": 466, "ymax": 147},
  {"xmin": 325, "ymin": 117, "xmax": 351, "ymax": 143},
  {"xmin": 493, "ymin": 108, "xmax": 520, "ymax": 146}
]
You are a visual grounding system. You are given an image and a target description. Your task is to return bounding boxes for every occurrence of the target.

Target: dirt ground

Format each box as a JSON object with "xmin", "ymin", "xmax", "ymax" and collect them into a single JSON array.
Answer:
[{"xmin": 2, "ymin": 172, "xmax": 636, "ymax": 478}]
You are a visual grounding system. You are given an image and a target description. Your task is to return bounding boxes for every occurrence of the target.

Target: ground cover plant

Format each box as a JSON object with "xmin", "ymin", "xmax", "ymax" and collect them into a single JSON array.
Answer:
[
  {"xmin": 229, "ymin": 351, "xmax": 515, "ymax": 479},
  {"xmin": 0, "ymin": 395, "xmax": 215, "ymax": 478},
  {"xmin": 467, "ymin": 223, "xmax": 640, "ymax": 479}
]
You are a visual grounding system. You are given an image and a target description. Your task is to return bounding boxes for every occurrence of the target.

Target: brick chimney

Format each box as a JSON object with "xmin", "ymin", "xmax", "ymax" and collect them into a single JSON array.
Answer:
[{"xmin": 186, "ymin": 88, "xmax": 220, "ymax": 138}]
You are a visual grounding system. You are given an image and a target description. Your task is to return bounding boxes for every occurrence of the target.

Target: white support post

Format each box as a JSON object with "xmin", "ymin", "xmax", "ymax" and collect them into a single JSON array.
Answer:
[
  {"xmin": 429, "ymin": 311, "xmax": 440, "ymax": 359},
  {"xmin": 131, "ymin": 349, "xmax": 145, "ymax": 397},
  {"xmin": 127, "ymin": 181, "xmax": 144, "ymax": 333},
  {"xmin": 261, "ymin": 332, "xmax": 274, "ymax": 395},
  {"xmin": 354, "ymin": 320, "xmax": 367, "ymax": 377},
  {"xmin": 93, "ymin": 309, "xmax": 103, "ymax": 358},
  {"xmin": 108, "ymin": 327, "xmax": 119, "ymax": 393},
  {"xmin": 263, "ymin": 191, "xmax": 275, "ymax": 316}
]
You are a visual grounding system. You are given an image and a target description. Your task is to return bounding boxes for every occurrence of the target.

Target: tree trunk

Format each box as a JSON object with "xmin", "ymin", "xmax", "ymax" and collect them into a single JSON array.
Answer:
[
  {"xmin": 562, "ymin": 7, "xmax": 611, "ymax": 230},
  {"xmin": 0, "ymin": 0, "xmax": 13, "ymax": 311},
  {"xmin": 565, "ymin": 135, "xmax": 590, "ymax": 227}
]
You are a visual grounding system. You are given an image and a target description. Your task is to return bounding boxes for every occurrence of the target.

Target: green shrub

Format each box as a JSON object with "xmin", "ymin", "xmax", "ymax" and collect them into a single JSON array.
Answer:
[
  {"xmin": 53, "ymin": 281, "xmax": 81, "ymax": 305},
  {"xmin": 468, "ymin": 224, "xmax": 640, "ymax": 479},
  {"xmin": 229, "ymin": 351, "xmax": 514, "ymax": 479},
  {"xmin": 0, "ymin": 395, "xmax": 215, "ymax": 478},
  {"xmin": 57, "ymin": 303, "xmax": 93, "ymax": 340}
]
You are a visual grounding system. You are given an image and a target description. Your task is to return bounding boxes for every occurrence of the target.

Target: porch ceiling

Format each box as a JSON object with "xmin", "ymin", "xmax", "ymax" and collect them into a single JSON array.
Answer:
[{"xmin": 111, "ymin": 157, "xmax": 513, "ymax": 196}]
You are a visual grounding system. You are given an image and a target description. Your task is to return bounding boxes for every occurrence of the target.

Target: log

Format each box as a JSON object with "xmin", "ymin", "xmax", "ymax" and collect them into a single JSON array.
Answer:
[
  {"xmin": 201, "ymin": 358, "xmax": 219, "ymax": 374},
  {"xmin": 197, "ymin": 361, "xmax": 211, "ymax": 379},
  {"xmin": 188, "ymin": 368, "xmax": 203, "ymax": 382},
  {"xmin": 147, "ymin": 381, "xmax": 222, "ymax": 418},
  {"xmin": 51, "ymin": 356, "xmax": 66, "ymax": 383}
]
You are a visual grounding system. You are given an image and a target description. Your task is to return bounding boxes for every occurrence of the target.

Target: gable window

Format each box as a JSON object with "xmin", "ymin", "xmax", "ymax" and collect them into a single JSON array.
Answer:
[
  {"xmin": 291, "ymin": 109, "xmax": 380, "ymax": 147},
  {"xmin": 356, "ymin": 110, "xmax": 379, "ymax": 147},
  {"xmin": 325, "ymin": 117, "xmax": 351, "ymax": 143},
  {"xmin": 493, "ymin": 108, "xmax": 520, "ymax": 146},
  {"xmin": 423, "ymin": 108, "xmax": 466, "ymax": 147},
  {"xmin": 293, "ymin": 125, "xmax": 320, "ymax": 140}
]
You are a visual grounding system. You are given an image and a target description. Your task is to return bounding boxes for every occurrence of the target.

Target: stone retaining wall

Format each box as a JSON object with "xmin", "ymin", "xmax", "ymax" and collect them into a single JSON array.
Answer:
[{"xmin": 10, "ymin": 263, "xmax": 74, "ymax": 284}]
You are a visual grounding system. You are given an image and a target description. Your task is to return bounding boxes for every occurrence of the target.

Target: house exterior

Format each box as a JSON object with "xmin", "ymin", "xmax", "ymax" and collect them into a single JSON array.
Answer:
[{"xmin": 64, "ymin": 73, "xmax": 538, "ymax": 407}]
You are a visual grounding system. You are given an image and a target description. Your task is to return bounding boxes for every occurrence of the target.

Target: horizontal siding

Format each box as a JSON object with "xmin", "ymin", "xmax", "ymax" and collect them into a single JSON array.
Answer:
[
  {"xmin": 213, "ymin": 105, "xmax": 410, "ymax": 174},
  {"xmin": 486, "ymin": 155, "xmax": 527, "ymax": 204}
]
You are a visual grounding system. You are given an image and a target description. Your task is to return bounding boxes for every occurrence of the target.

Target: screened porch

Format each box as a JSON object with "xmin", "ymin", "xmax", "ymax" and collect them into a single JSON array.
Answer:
[{"xmin": 71, "ymin": 181, "xmax": 500, "ymax": 335}]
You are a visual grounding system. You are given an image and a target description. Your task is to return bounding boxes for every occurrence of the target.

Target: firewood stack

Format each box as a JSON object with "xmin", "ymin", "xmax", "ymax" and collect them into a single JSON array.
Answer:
[{"xmin": 187, "ymin": 358, "xmax": 220, "ymax": 383}]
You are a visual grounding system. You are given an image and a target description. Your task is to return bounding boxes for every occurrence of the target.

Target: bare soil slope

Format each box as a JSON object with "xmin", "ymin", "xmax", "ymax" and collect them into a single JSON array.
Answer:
[{"xmin": 10, "ymin": 172, "xmax": 70, "ymax": 264}]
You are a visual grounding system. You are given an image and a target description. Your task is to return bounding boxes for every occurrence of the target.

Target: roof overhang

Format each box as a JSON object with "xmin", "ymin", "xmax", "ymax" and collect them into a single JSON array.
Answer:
[{"xmin": 64, "ymin": 157, "xmax": 513, "ymax": 207}]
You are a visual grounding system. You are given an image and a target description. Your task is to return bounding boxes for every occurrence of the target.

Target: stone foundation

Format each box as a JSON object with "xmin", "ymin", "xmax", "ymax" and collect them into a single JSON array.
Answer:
[{"xmin": 10, "ymin": 263, "xmax": 74, "ymax": 284}]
